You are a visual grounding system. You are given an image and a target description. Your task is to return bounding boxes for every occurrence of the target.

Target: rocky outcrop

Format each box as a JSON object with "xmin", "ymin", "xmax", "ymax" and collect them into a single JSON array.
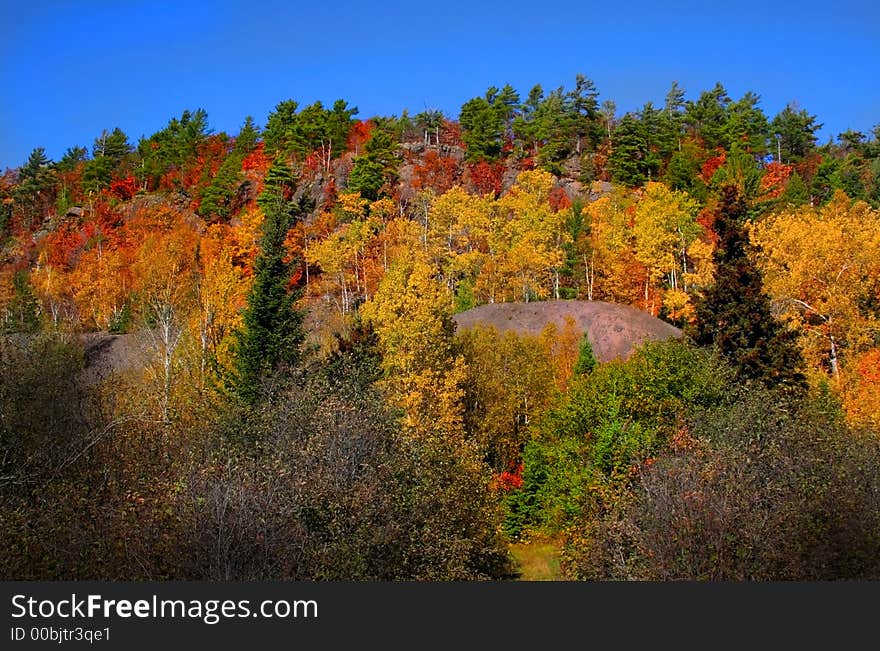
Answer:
[{"xmin": 453, "ymin": 300, "xmax": 682, "ymax": 363}]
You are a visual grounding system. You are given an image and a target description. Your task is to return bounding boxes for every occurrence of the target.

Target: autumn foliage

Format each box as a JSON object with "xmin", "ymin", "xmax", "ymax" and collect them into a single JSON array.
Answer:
[{"xmin": 2, "ymin": 77, "xmax": 880, "ymax": 582}]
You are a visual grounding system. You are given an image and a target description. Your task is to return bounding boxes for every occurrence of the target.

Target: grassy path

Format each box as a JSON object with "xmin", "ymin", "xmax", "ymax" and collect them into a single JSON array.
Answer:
[{"xmin": 509, "ymin": 539, "xmax": 564, "ymax": 581}]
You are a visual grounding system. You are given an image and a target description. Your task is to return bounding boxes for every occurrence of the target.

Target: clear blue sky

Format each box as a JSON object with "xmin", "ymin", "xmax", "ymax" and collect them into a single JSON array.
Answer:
[{"xmin": 1, "ymin": 0, "xmax": 878, "ymax": 168}]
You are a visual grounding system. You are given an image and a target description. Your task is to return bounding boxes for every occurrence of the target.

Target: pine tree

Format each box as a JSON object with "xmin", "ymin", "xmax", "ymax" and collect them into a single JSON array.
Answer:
[
  {"xmin": 234, "ymin": 116, "xmax": 261, "ymax": 154},
  {"xmin": 771, "ymin": 103, "xmax": 822, "ymax": 163},
  {"xmin": 93, "ymin": 127, "xmax": 132, "ymax": 162},
  {"xmin": 608, "ymin": 114, "xmax": 649, "ymax": 186},
  {"xmin": 198, "ymin": 154, "xmax": 242, "ymax": 220},
  {"xmin": 13, "ymin": 148, "xmax": 56, "ymax": 227},
  {"xmin": 781, "ymin": 172, "xmax": 809, "ymax": 206},
  {"xmin": 692, "ymin": 186, "xmax": 806, "ymax": 392},
  {"xmin": 347, "ymin": 127, "xmax": 398, "ymax": 200},
  {"xmin": 199, "ymin": 117, "xmax": 261, "ymax": 220},
  {"xmin": 460, "ymin": 95, "xmax": 503, "ymax": 162},
  {"xmin": 684, "ymin": 82, "xmax": 731, "ymax": 150},
  {"xmin": 233, "ymin": 158, "xmax": 308, "ymax": 402}
]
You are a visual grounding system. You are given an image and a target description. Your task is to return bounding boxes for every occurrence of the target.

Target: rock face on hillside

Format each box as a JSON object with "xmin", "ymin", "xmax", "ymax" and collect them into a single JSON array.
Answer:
[
  {"xmin": 452, "ymin": 300, "xmax": 682, "ymax": 363},
  {"xmin": 80, "ymin": 332, "xmax": 147, "ymax": 383}
]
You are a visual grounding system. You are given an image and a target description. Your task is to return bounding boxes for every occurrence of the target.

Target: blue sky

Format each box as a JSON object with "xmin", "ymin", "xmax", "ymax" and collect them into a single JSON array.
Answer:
[{"xmin": 1, "ymin": 0, "xmax": 878, "ymax": 168}]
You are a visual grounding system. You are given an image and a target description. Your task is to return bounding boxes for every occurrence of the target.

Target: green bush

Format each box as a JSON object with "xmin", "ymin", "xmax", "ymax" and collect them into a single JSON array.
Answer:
[{"xmin": 505, "ymin": 339, "xmax": 733, "ymax": 538}]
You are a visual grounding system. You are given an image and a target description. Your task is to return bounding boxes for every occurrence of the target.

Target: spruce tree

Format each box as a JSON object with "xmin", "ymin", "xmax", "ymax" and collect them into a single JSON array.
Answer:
[
  {"xmin": 573, "ymin": 332, "xmax": 597, "ymax": 376},
  {"xmin": 234, "ymin": 158, "xmax": 309, "ymax": 402},
  {"xmin": 692, "ymin": 186, "xmax": 806, "ymax": 393}
]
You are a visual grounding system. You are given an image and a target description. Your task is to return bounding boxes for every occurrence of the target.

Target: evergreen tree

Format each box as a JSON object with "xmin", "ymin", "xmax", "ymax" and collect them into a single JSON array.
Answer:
[
  {"xmin": 637, "ymin": 102, "xmax": 663, "ymax": 179},
  {"xmin": 82, "ymin": 156, "xmax": 115, "ymax": 192},
  {"xmin": 198, "ymin": 117, "xmax": 260, "ymax": 220},
  {"xmin": 93, "ymin": 127, "xmax": 132, "ymax": 162},
  {"xmin": 136, "ymin": 109, "xmax": 210, "ymax": 188},
  {"xmin": 781, "ymin": 171, "xmax": 810, "ymax": 206},
  {"xmin": 836, "ymin": 154, "xmax": 867, "ymax": 201},
  {"xmin": 460, "ymin": 95, "xmax": 503, "ymax": 162},
  {"xmin": 513, "ymin": 84, "xmax": 545, "ymax": 157},
  {"xmin": 573, "ymin": 332, "xmax": 597, "ymax": 376},
  {"xmin": 665, "ymin": 141, "xmax": 704, "ymax": 196},
  {"xmin": 724, "ymin": 91, "xmax": 770, "ymax": 156},
  {"xmin": 57, "ymin": 146, "xmax": 88, "ymax": 172},
  {"xmin": 346, "ymin": 158, "xmax": 386, "ymax": 200},
  {"xmin": 262, "ymin": 99, "xmax": 355, "ymax": 159},
  {"xmin": 533, "ymin": 88, "xmax": 572, "ymax": 173},
  {"xmin": 660, "ymin": 81, "xmax": 686, "ymax": 156},
  {"xmin": 771, "ymin": 103, "xmax": 822, "ymax": 163},
  {"xmin": 263, "ymin": 100, "xmax": 299, "ymax": 155},
  {"xmin": 13, "ymin": 147, "xmax": 56, "ymax": 227},
  {"xmin": 810, "ymin": 156, "xmax": 842, "ymax": 205},
  {"xmin": 347, "ymin": 126, "xmax": 398, "ymax": 200},
  {"xmin": 495, "ymin": 83, "xmax": 521, "ymax": 141},
  {"xmin": 692, "ymin": 186, "xmax": 806, "ymax": 392},
  {"xmin": 325, "ymin": 99, "xmax": 358, "ymax": 152},
  {"xmin": 87, "ymin": 125, "xmax": 134, "ymax": 192},
  {"xmin": 288, "ymin": 101, "xmax": 328, "ymax": 157},
  {"xmin": 19, "ymin": 147, "xmax": 52, "ymax": 178},
  {"xmin": 234, "ymin": 116, "xmax": 261, "ymax": 154},
  {"xmin": 567, "ymin": 74, "xmax": 601, "ymax": 153},
  {"xmin": 608, "ymin": 114, "xmax": 649, "ymax": 186},
  {"xmin": 234, "ymin": 158, "xmax": 309, "ymax": 402},
  {"xmin": 415, "ymin": 109, "xmax": 445, "ymax": 145},
  {"xmin": 684, "ymin": 82, "xmax": 731, "ymax": 150},
  {"xmin": 198, "ymin": 153, "xmax": 241, "ymax": 220}
]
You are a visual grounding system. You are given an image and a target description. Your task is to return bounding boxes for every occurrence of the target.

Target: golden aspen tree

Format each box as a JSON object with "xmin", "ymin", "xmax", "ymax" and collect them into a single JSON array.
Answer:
[
  {"xmin": 585, "ymin": 189, "xmax": 645, "ymax": 306},
  {"xmin": 130, "ymin": 222, "xmax": 198, "ymax": 422},
  {"xmin": 539, "ymin": 315, "xmax": 583, "ymax": 392},
  {"xmin": 750, "ymin": 190, "xmax": 880, "ymax": 378},
  {"xmin": 360, "ymin": 254, "xmax": 467, "ymax": 440},
  {"xmin": 70, "ymin": 243, "xmax": 132, "ymax": 331},
  {"xmin": 494, "ymin": 170, "xmax": 569, "ymax": 302},
  {"xmin": 193, "ymin": 224, "xmax": 249, "ymax": 388},
  {"xmin": 458, "ymin": 325, "xmax": 555, "ymax": 469},
  {"xmin": 842, "ymin": 348, "xmax": 880, "ymax": 430},
  {"xmin": 31, "ymin": 252, "xmax": 70, "ymax": 329},
  {"xmin": 631, "ymin": 182, "xmax": 700, "ymax": 314}
]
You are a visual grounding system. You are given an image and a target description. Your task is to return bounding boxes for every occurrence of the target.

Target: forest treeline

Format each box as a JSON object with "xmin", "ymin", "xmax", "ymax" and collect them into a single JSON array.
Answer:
[{"xmin": 1, "ymin": 77, "xmax": 879, "ymax": 579}]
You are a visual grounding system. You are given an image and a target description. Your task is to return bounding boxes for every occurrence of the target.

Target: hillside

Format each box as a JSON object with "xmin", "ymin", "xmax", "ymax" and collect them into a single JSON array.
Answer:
[
  {"xmin": 453, "ymin": 300, "xmax": 682, "ymax": 362},
  {"xmin": 2, "ymin": 74, "xmax": 880, "ymax": 584}
]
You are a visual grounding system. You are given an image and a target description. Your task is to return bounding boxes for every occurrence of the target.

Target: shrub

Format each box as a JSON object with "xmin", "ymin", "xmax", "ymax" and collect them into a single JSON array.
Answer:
[
  {"xmin": 505, "ymin": 339, "xmax": 732, "ymax": 538},
  {"xmin": 567, "ymin": 391, "xmax": 880, "ymax": 580}
]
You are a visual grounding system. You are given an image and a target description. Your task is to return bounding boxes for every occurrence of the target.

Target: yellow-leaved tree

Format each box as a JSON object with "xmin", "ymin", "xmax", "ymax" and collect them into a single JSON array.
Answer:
[
  {"xmin": 70, "ymin": 243, "xmax": 132, "ymax": 331},
  {"xmin": 130, "ymin": 221, "xmax": 198, "ymax": 423},
  {"xmin": 457, "ymin": 325, "xmax": 556, "ymax": 470},
  {"xmin": 632, "ymin": 182, "xmax": 700, "ymax": 314},
  {"xmin": 494, "ymin": 170, "xmax": 570, "ymax": 302},
  {"xmin": 842, "ymin": 348, "xmax": 880, "ymax": 430},
  {"xmin": 360, "ymin": 254, "xmax": 467, "ymax": 441},
  {"xmin": 585, "ymin": 188, "xmax": 645, "ymax": 306},
  {"xmin": 750, "ymin": 190, "xmax": 880, "ymax": 379},
  {"xmin": 193, "ymin": 224, "xmax": 249, "ymax": 391}
]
